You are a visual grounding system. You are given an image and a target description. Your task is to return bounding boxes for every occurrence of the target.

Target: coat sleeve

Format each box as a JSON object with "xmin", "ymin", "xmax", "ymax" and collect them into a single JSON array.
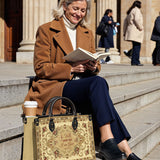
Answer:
[
  {"xmin": 34, "ymin": 25, "xmax": 73, "ymax": 80},
  {"xmin": 103, "ymin": 16, "xmax": 110, "ymax": 25},
  {"xmin": 133, "ymin": 8, "xmax": 144, "ymax": 31},
  {"xmin": 155, "ymin": 17, "xmax": 160, "ymax": 33},
  {"xmin": 90, "ymin": 31, "xmax": 101, "ymax": 74},
  {"xmin": 123, "ymin": 16, "xmax": 128, "ymax": 36}
]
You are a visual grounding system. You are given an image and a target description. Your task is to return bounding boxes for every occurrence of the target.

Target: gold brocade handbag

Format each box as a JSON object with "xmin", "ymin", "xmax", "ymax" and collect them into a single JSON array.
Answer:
[{"xmin": 33, "ymin": 96, "xmax": 96, "ymax": 160}]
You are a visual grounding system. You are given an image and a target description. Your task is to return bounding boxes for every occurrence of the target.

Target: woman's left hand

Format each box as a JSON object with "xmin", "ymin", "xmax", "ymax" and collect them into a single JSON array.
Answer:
[{"xmin": 85, "ymin": 60, "xmax": 98, "ymax": 72}]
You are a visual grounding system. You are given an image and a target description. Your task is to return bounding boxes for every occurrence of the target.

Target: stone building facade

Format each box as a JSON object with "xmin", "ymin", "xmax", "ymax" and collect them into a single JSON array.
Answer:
[{"xmin": 0, "ymin": 0, "xmax": 160, "ymax": 64}]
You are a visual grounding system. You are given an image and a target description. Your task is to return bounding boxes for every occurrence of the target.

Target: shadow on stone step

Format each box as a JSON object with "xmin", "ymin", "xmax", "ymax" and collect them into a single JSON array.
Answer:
[{"xmin": 26, "ymin": 76, "xmax": 35, "ymax": 90}]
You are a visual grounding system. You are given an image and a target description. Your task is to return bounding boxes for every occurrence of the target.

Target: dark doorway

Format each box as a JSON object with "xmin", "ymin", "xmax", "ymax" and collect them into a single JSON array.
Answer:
[{"xmin": 4, "ymin": 0, "xmax": 22, "ymax": 61}]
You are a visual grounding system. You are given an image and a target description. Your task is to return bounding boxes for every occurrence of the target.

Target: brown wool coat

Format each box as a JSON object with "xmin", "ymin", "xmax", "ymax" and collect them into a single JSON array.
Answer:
[
  {"xmin": 123, "ymin": 7, "xmax": 144, "ymax": 43},
  {"xmin": 23, "ymin": 18, "xmax": 101, "ymax": 115}
]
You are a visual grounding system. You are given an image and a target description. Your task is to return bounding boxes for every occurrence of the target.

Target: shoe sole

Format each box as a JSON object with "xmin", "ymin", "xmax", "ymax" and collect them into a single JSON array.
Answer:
[{"xmin": 96, "ymin": 151, "xmax": 123, "ymax": 160}]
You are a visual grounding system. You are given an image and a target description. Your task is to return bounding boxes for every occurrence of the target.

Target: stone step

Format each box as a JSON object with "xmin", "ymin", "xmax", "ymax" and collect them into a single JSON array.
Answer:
[
  {"xmin": 111, "ymin": 77, "xmax": 160, "ymax": 117},
  {"xmin": 1, "ymin": 77, "xmax": 160, "ymax": 140},
  {"xmin": 122, "ymin": 99, "xmax": 160, "ymax": 159},
  {"xmin": 1, "ymin": 77, "xmax": 160, "ymax": 159},
  {"xmin": 1, "ymin": 65, "xmax": 160, "ymax": 109},
  {"xmin": 0, "ymin": 105, "xmax": 23, "ymax": 160},
  {"xmin": 96, "ymin": 99, "xmax": 160, "ymax": 160},
  {"xmin": 0, "ymin": 78, "xmax": 30, "ymax": 108},
  {"xmin": 1, "ymin": 63, "xmax": 160, "ymax": 159},
  {"xmin": 100, "ymin": 64, "xmax": 160, "ymax": 87},
  {"xmin": 1, "ymin": 101, "xmax": 160, "ymax": 160},
  {"xmin": 143, "ymin": 143, "xmax": 160, "ymax": 160}
]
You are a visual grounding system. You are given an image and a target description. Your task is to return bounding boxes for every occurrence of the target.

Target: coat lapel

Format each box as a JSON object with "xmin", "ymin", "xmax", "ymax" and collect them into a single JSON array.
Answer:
[
  {"xmin": 76, "ymin": 25, "xmax": 90, "ymax": 50},
  {"xmin": 50, "ymin": 18, "xmax": 90, "ymax": 54},
  {"xmin": 50, "ymin": 18, "xmax": 73, "ymax": 55}
]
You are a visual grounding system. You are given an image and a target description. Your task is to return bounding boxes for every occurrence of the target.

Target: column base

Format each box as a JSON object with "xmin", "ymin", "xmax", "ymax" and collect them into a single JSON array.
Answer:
[
  {"xmin": 0, "ymin": 59, "xmax": 5, "ymax": 62},
  {"xmin": 109, "ymin": 48, "xmax": 120, "ymax": 64},
  {"xmin": 140, "ymin": 57, "xmax": 152, "ymax": 64},
  {"xmin": 120, "ymin": 56, "xmax": 130, "ymax": 64},
  {"xmin": 96, "ymin": 48, "xmax": 121, "ymax": 64},
  {"xmin": 16, "ymin": 52, "xmax": 33, "ymax": 64},
  {"xmin": 121, "ymin": 56, "xmax": 152, "ymax": 64}
]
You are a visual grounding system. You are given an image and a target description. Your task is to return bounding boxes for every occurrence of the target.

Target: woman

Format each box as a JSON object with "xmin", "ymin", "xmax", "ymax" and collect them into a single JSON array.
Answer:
[
  {"xmin": 151, "ymin": 12, "xmax": 160, "ymax": 66},
  {"xmin": 123, "ymin": 1, "xmax": 144, "ymax": 66},
  {"xmin": 98, "ymin": 9, "xmax": 117, "ymax": 53},
  {"xmin": 98, "ymin": 9, "xmax": 118, "ymax": 64},
  {"xmin": 24, "ymin": 0, "xmax": 141, "ymax": 159}
]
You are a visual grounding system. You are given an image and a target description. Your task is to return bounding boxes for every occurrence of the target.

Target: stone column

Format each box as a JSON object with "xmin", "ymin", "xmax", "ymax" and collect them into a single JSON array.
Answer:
[
  {"xmin": 0, "ymin": 0, "xmax": 5, "ymax": 62},
  {"xmin": 16, "ymin": 0, "xmax": 57, "ymax": 63},
  {"xmin": 96, "ymin": 0, "xmax": 120, "ymax": 63}
]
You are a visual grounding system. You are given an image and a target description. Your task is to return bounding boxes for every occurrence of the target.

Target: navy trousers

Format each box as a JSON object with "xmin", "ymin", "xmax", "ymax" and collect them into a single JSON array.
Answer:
[
  {"xmin": 152, "ymin": 41, "xmax": 160, "ymax": 65},
  {"xmin": 62, "ymin": 76, "xmax": 131, "ymax": 144},
  {"xmin": 131, "ymin": 41, "xmax": 141, "ymax": 65}
]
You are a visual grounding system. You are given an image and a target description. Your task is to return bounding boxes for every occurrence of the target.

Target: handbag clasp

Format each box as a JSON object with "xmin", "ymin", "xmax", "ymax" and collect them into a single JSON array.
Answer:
[{"xmin": 49, "ymin": 118, "xmax": 55, "ymax": 132}]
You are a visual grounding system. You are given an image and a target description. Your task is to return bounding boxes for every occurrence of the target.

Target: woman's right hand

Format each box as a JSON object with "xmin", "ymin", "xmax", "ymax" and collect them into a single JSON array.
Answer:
[{"xmin": 71, "ymin": 60, "xmax": 89, "ymax": 73}]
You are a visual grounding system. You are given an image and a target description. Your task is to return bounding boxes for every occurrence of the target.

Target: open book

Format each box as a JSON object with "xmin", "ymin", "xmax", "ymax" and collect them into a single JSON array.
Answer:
[{"xmin": 63, "ymin": 47, "xmax": 110, "ymax": 62}]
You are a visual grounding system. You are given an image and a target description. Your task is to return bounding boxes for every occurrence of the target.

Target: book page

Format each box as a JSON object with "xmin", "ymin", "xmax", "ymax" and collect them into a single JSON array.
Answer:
[
  {"xmin": 63, "ymin": 47, "xmax": 110, "ymax": 62},
  {"xmin": 94, "ymin": 52, "xmax": 110, "ymax": 60},
  {"xmin": 63, "ymin": 48, "xmax": 96, "ymax": 62}
]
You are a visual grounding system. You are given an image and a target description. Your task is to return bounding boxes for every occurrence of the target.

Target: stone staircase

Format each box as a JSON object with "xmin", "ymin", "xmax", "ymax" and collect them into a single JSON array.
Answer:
[
  {"xmin": 0, "ymin": 63, "xmax": 160, "ymax": 160},
  {"xmin": 102, "ymin": 65, "xmax": 160, "ymax": 159}
]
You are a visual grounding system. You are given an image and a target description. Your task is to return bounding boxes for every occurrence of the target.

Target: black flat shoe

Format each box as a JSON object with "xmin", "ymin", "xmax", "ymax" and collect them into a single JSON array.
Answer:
[
  {"xmin": 97, "ymin": 138, "xmax": 123, "ymax": 160},
  {"xmin": 131, "ymin": 64, "xmax": 143, "ymax": 66},
  {"xmin": 127, "ymin": 153, "xmax": 141, "ymax": 160},
  {"xmin": 124, "ymin": 50, "xmax": 132, "ymax": 59}
]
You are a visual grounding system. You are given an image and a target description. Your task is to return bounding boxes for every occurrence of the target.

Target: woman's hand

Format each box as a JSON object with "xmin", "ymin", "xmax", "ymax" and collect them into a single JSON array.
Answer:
[
  {"xmin": 85, "ymin": 60, "xmax": 98, "ymax": 72},
  {"xmin": 71, "ymin": 60, "xmax": 98, "ymax": 73},
  {"xmin": 108, "ymin": 20, "xmax": 112, "ymax": 24},
  {"xmin": 71, "ymin": 60, "xmax": 89, "ymax": 73}
]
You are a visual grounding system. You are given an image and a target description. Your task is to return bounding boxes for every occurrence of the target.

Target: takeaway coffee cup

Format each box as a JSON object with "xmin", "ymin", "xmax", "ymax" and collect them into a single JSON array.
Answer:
[{"xmin": 24, "ymin": 101, "xmax": 38, "ymax": 117}]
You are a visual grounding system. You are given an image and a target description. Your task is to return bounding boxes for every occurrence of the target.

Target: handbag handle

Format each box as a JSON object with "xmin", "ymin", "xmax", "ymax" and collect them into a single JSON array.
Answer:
[
  {"xmin": 36, "ymin": 97, "xmax": 78, "ymax": 132},
  {"xmin": 42, "ymin": 96, "xmax": 60, "ymax": 115},
  {"xmin": 46, "ymin": 96, "xmax": 78, "ymax": 132},
  {"xmin": 48, "ymin": 96, "xmax": 77, "ymax": 117}
]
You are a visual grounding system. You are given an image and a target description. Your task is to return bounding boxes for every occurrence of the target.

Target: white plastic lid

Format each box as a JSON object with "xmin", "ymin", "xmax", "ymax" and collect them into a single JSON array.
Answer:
[{"xmin": 24, "ymin": 101, "xmax": 38, "ymax": 107}]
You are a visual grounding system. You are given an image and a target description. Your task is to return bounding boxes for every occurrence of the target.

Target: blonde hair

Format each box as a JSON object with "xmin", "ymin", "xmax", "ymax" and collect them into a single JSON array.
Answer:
[{"xmin": 52, "ymin": 0, "xmax": 91, "ymax": 26}]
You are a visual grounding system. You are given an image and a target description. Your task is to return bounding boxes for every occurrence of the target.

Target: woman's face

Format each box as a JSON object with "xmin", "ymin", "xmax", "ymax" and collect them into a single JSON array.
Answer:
[
  {"xmin": 63, "ymin": 0, "xmax": 87, "ymax": 24},
  {"xmin": 108, "ymin": 12, "xmax": 113, "ymax": 17}
]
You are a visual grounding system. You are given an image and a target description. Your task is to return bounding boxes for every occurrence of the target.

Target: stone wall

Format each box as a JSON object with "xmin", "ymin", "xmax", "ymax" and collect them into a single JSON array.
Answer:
[{"xmin": 1, "ymin": 0, "xmax": 160, "ymax": 64}]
